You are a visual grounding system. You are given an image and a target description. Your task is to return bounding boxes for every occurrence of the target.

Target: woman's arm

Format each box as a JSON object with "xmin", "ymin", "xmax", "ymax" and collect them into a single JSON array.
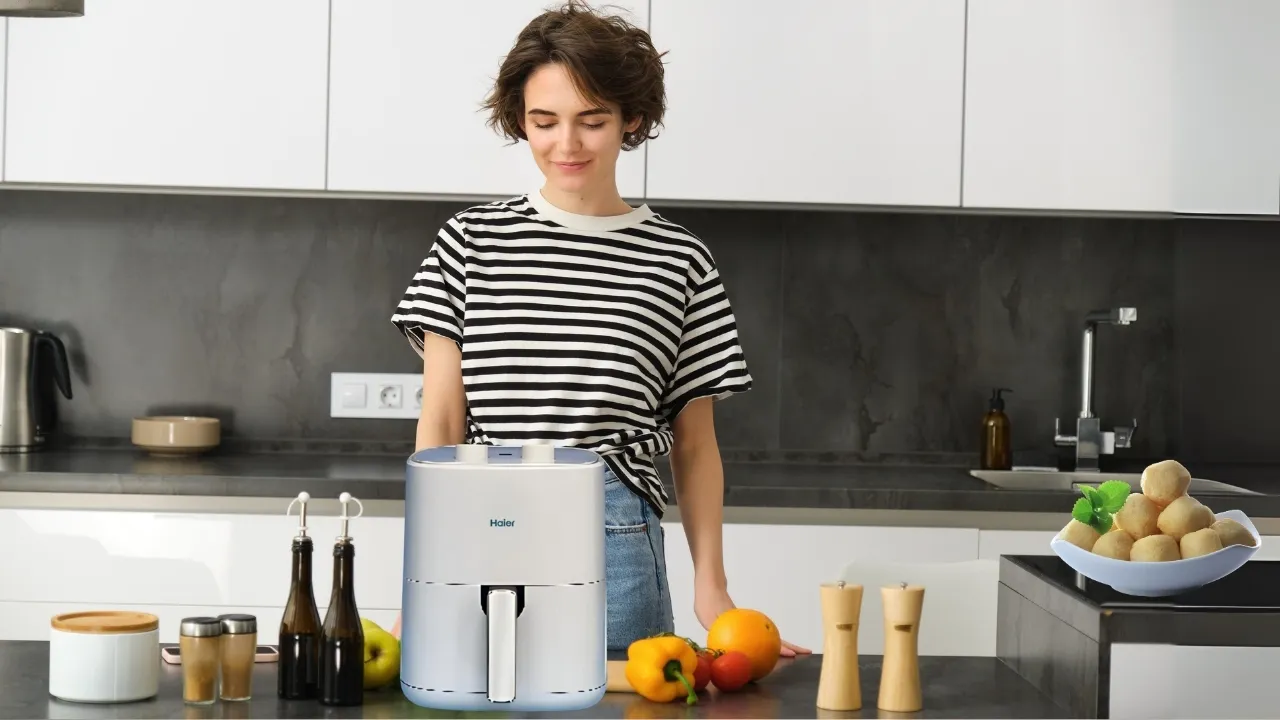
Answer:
[
  {"xmin": 671, "ymin": 397, "xmax": 810, "ymax": 656},
  {"xmin": 670, "ymin": 397, "xmax": 728, "ymax": 594},
  {"xmin": 415, "ymin": 333, "xmax": 468, "ymax": 450},
  {"xmin": 392, "ymin": 332, "xmax": 467, "ymax": 639}
]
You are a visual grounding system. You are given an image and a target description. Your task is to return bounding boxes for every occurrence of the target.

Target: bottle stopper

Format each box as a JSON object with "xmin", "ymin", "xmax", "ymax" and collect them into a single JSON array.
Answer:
[
  {"xmin": 336, "ymin": 492, "xmax": 364, "ymax": 541},
  {"xmin": 286, "ymin": 491, "xmax": 311, "ymax": 537}
]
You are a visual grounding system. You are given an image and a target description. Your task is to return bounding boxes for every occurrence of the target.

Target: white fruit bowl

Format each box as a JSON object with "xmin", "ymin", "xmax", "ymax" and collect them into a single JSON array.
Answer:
[{"xmin": 1050, "ymin": 509, "xmax": 1261, "ymax": 597}]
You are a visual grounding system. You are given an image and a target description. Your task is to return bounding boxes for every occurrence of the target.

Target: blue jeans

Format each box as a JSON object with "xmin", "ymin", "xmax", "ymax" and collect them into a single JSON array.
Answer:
[{"xmin": 604, "ymin": 468, "xmax": 675, "ymax": 650}]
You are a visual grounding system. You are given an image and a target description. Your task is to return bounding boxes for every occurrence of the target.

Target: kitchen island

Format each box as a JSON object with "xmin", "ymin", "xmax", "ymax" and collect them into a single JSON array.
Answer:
[
  {"xmin": 998, "ymin": 556, "xmax": 1280, "ymax": 719},
  {"xmin": 0, "ymin": 640, "xmax": 1069, "ymax": 719}
]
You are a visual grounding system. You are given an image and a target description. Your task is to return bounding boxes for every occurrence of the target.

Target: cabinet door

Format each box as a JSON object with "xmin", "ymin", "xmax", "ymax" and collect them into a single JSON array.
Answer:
[
  {"xmin": 328, "ymin": 0, "xmax": 648, "ymax": 199},
  {"xmin": 0, "ymin": 19, "xmax": 6, "ymax": 181},
  {"xmin": 645, "ymin": 0, "xmax": 965, "ymax": 207},
  {"xmin": 1168, "ymin": 1, "xmax": 1280, "ymax": 215},
  {"xmin": 964, "ymin": 0, "xmax": 1174, "ymax": 213},
  {"xmin": 4, "ymin": 0, "xmax": 329, "ymax": 191},
  {"xmin": 662, "ymin": 522, "xmax": 981, "ymax": 655},
  {"xmin": 964, "ymin": 0, "xmax": 1280, "ymax": 215}
]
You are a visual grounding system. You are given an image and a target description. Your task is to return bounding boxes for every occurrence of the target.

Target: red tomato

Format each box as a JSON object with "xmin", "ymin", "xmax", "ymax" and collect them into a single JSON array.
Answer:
[
  {"xmin": 692, "ymin": 650, "xmax": 715, "ymax": 692},
  {"xmin": 709, "ymin": 651, "xmax": 752, "ymax": 692}
]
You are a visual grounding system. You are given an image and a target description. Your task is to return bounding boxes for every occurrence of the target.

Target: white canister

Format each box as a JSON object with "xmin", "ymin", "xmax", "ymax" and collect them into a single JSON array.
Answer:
[{"xmin": 49, "ymin": 611, "xmax": 160, "ymax": 703}]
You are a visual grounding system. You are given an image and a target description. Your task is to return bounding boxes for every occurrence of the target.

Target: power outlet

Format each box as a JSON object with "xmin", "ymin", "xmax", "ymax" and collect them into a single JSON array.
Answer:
[
  {"xmin": 378, "ymin": 384, "xmax": 402, "ymax": 409},
  {"xmin": 330, "ymin": 372, "xmax": 422, "ymax": 419}
]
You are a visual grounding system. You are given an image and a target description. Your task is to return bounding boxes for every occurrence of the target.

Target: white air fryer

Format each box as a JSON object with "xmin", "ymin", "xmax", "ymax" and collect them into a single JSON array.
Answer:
[{"xmin": 399, "ymin": 443, "xmax": 607, "ymax": 712}]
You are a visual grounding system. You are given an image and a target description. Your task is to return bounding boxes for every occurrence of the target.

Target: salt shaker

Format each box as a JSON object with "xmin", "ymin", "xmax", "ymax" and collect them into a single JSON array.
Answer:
[
  {"xmin": 877, "ymin": 582, "xmax": 925, "ymax": 713},
  {"xmin": 816, "ymin": 580, "xmax": 864, "ymax": 711}
]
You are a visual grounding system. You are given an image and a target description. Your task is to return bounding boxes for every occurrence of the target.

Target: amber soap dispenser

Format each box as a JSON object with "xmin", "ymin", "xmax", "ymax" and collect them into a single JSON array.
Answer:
[{"xmin": 980, "ymin": 387, "xmax": 1012, "ymax": 470}]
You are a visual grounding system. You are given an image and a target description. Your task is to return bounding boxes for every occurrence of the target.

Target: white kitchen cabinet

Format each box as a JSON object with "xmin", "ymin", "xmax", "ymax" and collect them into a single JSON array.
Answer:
[
  {"xmin": 327, "ymin": 0, "xmax": 648, "ymax": 199},
  {"xmin": 662, "ymin": 522, "xmax": 984, "ymax": 655},
  {"xmin": 0, "ymin": 19, "xmax": 6, "ymax": 181},
  {"xmin": 0, "ymin": 508, "xmax": 405, "ymax": 612},
  {"xmin": 0, "ymin": 504, "xmax": 997, "ymax": 654},
  {"xmin": 1167, "ymin": 1, "xmax": 1280, "ymax": 215},
  {"xmin": 645, "ymin": 0, "xmax": 965, "ymax": 207},
  {"xmin": 3, "ymin": 0, "xmax": 329, "ymax": 191},
  {"xmin": 964, "ymin": 0, "xmax": 1280, "ymax": 215},
  {"xmin": 0, "ymin": 601, "xmax": 403, "ymax": 644}
]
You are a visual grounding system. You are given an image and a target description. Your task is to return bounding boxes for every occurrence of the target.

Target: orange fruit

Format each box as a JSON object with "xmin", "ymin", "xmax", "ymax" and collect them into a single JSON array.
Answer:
[{"xmin": 705, "ymin": 608, "xmax": 781, "ymax": 681}]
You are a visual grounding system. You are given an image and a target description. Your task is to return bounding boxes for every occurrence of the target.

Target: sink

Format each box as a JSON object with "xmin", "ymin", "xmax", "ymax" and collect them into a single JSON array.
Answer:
[{"xmin": 969, "ymin": 469, "xmax": 1263, "ymax": 496}]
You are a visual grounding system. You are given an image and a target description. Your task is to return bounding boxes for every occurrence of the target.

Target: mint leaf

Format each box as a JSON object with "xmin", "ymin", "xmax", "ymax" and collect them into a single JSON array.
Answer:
[
  {"xmin": 1097, "ymin": 480, "xmax": 1132, "ymax": 513},
  {"xmin": 1072, "ymin": 497, "xmax": 1093, "ymax": 525},
  {"xmin": 1089, "ymin": 510, "xmax": 1114, "ymax": 536},
  {"xmin": 1080, "ymin": 484, "xmax": 1101, "ymax": 510}
]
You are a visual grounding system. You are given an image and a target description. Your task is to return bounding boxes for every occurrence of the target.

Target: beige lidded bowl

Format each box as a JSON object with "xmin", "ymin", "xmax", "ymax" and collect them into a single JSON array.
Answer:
[
  {"xmin": 49, "ymin": 610, "xmax": 160, "ymax": 703},
  {"xmin": 131, "ymin": 416, "xmax": 221, "ymax": 456}
]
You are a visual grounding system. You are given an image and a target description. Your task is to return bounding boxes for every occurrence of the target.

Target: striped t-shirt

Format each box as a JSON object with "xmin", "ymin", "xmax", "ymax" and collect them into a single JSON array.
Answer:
[{"xmin": 390, "ymin": 191, "xmax": 752, "ymax": 515}]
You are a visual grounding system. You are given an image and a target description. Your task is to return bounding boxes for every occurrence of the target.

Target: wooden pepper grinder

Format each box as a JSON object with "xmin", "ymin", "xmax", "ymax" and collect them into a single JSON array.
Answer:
[
  {"xmin": 878, "ymin": 582, "xmax": 925, "ymax": 713},
  {"xmin": 816, "ymin": 580, "xmax": 864, "ymax": 711}
]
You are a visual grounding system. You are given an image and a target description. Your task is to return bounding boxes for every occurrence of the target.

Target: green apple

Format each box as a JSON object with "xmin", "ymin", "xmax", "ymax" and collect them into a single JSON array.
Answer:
[{"xmin": 362, "ymin": 618, "xmax": 401, "ymax": 690}]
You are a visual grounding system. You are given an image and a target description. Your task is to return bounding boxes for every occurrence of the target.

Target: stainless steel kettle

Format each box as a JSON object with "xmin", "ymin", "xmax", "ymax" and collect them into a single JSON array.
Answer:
[{"xmin": 0, "ymin": 327, "xmax": 73, "ymax": 452}]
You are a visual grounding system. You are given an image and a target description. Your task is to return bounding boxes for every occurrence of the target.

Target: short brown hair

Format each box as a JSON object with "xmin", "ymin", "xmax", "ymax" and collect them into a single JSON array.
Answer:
[{"xmin": 483, "ymin": 1, "xmax": 666, "ymax": 151}]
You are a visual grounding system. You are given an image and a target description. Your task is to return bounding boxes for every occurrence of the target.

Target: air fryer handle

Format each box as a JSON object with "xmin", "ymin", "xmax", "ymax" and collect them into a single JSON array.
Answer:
[
  {"xmin": 35, "ymin": 331, "xmax": 73, "ymax": 400},
  {"xmin": 485, "ymin": 588, "xmax": 518, "ymax": 703}
]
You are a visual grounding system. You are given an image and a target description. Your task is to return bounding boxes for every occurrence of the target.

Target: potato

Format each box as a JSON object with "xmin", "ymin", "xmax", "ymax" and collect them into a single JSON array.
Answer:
[
  {"xmin": 1131, "ymin": 533, "xmax": 1180, "ymax": 562},
  {"xmin": 1058, "ymin": 519, "xmax": 1101, "ymax": 551},
  {"xmin": 1156, "ymin": 495, "xmax": 1214, "ymax": 541},
  {"xmin": 1141, "ymin": 459, "xmax": 1191, "ymax": 507},
  {"xmin": 1114, "ymin": 493, "xmax": 1160, "ymax": 540},
  {"xmin": 1212, "ymin": 518, "xmax": 1257, "ymax": 548},
  {"xmin": 1092, "ymin": 529, "xmax": 1135, "ymax": 560},
  {"xmin": 1180, "ymin": 527, "xmax": 1224, "ymax": 559}
]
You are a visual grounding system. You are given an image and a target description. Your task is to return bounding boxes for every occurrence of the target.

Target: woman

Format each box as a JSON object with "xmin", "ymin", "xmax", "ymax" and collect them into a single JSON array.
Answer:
[{"xmin": 389, "ymin": 0, "xmax": 807, "ymax": 657}]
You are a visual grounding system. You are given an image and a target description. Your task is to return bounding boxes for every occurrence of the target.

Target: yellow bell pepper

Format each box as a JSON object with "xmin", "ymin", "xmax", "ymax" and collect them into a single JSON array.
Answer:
[{"xmin": 624, "ymin": 634, "xmax": 699, "ymax": 705}]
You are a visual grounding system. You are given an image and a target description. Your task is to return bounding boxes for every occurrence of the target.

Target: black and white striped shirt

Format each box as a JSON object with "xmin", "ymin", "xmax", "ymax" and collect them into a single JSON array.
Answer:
[{"xmin": 390, "ymin": 192, "xmax": 752, "ymax": 515}]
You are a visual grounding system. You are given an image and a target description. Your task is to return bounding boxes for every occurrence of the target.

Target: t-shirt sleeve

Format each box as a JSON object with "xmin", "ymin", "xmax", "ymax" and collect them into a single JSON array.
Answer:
[
  {"xmin": 660, "ymin": 257, "xmax": 753, "ymax": 422},
  {"xmin": 390, "ymin": 217, "xmax": 467, "ymax": 355}
]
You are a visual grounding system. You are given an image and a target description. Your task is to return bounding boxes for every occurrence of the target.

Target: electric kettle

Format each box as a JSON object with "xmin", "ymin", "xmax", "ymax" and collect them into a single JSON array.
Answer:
[{"xmin": 0, "ymin": 326, "xmax": 73, "ymax": 452}]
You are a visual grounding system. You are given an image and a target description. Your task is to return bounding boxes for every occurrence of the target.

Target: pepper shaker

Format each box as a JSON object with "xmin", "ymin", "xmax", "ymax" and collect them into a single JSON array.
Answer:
[
  {"xmin": 816, "ymin": 580, "xmax": 864, "ymax": 711},
  {"xmin": 877, "ymin": 582, "xmax": 924, "ymax": 713}
]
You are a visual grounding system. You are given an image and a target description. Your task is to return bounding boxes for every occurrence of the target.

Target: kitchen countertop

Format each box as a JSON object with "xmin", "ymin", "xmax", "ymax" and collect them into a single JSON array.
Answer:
[
  {"xmin": 4, "ymin": 441, "xmax": 1280, "ymax": 529},
  {"xmin": 0, "ymin": 640, "xmax": 1069, "ymax": 719}
]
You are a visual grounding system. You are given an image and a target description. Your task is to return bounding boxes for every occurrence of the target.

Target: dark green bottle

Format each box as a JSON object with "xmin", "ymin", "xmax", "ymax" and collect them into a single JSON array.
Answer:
[
  {"xmin": 319, "ymin": 493, "xmax": 364, "ymax": 707},
  {"xmin": 279, "ymin": 492, "xmax": 322, "ymax": 699}
]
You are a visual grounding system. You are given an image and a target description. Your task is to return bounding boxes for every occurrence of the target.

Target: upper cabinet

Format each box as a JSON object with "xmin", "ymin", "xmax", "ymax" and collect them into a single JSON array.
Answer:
[
  {"xmin": 1167, "ymin": 1, "xmax": 1280, "ymax": 215},
  {"xmin": 327, "ymin": 0, "xmax": 648, "ymax": 199},
  {"xmin": 0, "ymin": 19, "xmax": 7, "ymax": 181},
  {"xmin": 644, "ymin": 0, "xmax": 966, "ymax": 208},
  {"xmin": 0, "ymin": 1, "xmax": 1274, "ymax": 214},
  {"xmin": 963, "ymin": 0, "xmax": 1280, "ymax": 215},
  {"xmin": 4, "ymin": 0, "xmax": 329, "ymax": 191}
]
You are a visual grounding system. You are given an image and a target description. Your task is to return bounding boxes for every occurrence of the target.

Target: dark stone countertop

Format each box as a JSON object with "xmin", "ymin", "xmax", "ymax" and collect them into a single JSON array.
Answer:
[
  {"xmin": 0, "ymin": 640, "xmax": 1069, "ymax": 719},
  {"xmin": 5, "ymin": 442, "xmax": 1280, "ymax": 520}
]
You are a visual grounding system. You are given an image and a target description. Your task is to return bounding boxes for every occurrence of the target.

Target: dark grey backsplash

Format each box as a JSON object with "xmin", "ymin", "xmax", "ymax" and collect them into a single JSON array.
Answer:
[{"xmin": 0, "ymin": 189, "xmax": 1275, "ymax": 464}]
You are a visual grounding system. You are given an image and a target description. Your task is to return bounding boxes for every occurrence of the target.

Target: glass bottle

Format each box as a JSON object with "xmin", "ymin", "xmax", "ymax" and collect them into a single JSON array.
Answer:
[
  {"xmin": 319, "ymin": 492, "xmax": 365, "ymax": 707},
  {"xmin": 278, "ymin": 492, "xmax": 322, "ymax": 700}
]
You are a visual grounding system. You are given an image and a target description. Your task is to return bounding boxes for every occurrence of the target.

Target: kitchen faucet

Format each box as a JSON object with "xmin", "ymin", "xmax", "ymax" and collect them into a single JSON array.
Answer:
[{"xmin": 1053, "ymin": 307, "xmax": 1138, "ymax": 472}]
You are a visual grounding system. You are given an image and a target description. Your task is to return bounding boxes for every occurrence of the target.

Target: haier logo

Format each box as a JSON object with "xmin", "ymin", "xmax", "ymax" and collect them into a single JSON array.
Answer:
[{"xmin": 489, "ymin": 519, "xmax": 515, "ymax": 528}]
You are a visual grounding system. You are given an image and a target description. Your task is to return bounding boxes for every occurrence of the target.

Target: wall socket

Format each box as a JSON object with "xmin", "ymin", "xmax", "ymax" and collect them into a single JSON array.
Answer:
[{"xmin": 329, "ymin": 372, "xmax": 423, "ymax": 419}]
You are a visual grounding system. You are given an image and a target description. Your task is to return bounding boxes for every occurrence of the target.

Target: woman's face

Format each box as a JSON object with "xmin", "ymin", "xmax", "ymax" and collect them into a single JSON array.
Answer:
[{"xmin": 520, "ymin": 62, "xmax": 640, "ymax": 197}]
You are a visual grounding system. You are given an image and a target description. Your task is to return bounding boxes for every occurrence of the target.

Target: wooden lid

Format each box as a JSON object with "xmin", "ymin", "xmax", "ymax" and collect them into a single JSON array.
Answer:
[{"xmin": 51, "ymin": 611, "xmax": 159, "ymax": 634}]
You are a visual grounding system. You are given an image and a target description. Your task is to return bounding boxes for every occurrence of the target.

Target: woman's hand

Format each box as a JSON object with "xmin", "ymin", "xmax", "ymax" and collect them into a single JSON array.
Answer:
[{"xmin": 694, "ymin": 581, "xmax": 811, "ymax": 657}]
